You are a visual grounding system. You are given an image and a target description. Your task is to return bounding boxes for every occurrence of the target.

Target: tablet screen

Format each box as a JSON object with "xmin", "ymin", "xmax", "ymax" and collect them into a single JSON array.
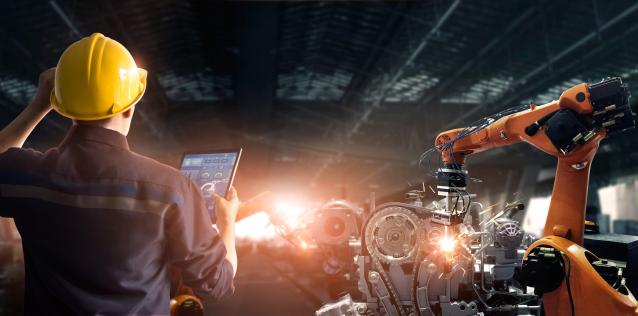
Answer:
[{"xmin": 180, "ymin": 149, "xmax": 241, "ymax": 223}]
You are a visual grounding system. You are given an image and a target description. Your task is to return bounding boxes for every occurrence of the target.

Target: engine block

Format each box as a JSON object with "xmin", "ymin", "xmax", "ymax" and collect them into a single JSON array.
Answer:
[{"xmin": 315, "ymin": 199, "xmax": 540, "ymax": 316}]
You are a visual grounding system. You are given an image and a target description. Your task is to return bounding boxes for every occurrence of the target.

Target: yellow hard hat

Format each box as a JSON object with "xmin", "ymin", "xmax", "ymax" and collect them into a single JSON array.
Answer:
[{"xmin": 51, "ymin": 33, "xmax": 147, "ymax": 120}]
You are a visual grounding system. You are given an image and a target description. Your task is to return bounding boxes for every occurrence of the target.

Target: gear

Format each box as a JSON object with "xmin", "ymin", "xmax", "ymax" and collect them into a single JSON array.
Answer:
[
  {"xmin": 494, "ymin": 219, "xmax": 524, "ymax": 249},
  {"xmin": 365, "ymin": 206, "xmax": 424, "ymax": 264}
]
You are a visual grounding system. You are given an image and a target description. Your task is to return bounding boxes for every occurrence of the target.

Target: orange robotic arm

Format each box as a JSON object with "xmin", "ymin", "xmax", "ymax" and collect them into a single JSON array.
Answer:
[
  {"xmin": 434, "ymin": 77, "xmax": 637, "ymax": 316},
  {"xmin": 435, "ymin": 82, "xmax": 604, "ymax": 244}
]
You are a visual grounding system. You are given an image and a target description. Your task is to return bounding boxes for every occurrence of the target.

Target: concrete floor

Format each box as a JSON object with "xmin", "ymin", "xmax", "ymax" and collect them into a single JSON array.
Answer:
[{"xmin": 205, "ymin": 246, "xmax": 325, "ymax": 316}]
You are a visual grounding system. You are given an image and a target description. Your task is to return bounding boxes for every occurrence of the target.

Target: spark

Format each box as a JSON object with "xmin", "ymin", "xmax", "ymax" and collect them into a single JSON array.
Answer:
[{"xmin": 440, "ymin": 237, "xmax": 456, "ymax": 252}]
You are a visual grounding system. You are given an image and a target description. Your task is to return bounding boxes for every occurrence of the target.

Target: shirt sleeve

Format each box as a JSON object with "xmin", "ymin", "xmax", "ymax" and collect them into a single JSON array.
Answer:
[
  {"xmin": 164, "ymin": 180, "xmax": 235, "ymax": 301},
  {"xmin": 0, "ymin": 148, "xmax": 43, "ymax": 218}
]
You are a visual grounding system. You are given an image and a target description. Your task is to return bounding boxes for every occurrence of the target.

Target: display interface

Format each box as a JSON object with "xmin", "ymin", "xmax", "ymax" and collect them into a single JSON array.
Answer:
[{"xmin": 180, "ymin": 151, "xmax": 240, "ymax": 223}]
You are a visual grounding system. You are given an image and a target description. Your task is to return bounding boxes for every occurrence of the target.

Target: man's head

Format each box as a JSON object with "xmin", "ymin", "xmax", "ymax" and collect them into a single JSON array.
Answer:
[{"xmin": 51, "ymin": 33, "xmax": 147, "ymax": 136}]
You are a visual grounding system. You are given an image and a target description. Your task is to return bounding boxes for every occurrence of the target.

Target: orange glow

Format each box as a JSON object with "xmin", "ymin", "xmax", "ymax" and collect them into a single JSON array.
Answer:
[
  {"xmin": 235, "ymin": 213, "xmax": 276, "ymax": 240},
  {"xmin": 235, "ymin": 195, "xmax": 309, "ymax": 241},
  {"xmin": 273, "ymin": 197, "xmax": 307, "ymax": 230}
]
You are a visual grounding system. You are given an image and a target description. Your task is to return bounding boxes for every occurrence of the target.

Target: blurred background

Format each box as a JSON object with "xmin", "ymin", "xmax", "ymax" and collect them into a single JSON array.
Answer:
[{"xmin": 0, "ymin": 0, "xmax": 637, "ymax": 315}]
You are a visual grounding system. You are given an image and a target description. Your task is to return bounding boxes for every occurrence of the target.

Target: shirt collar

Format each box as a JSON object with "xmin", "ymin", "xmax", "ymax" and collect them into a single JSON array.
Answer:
[{"xmin": 60, "ymin": 125, "xmax": 130, "ymax": 150}]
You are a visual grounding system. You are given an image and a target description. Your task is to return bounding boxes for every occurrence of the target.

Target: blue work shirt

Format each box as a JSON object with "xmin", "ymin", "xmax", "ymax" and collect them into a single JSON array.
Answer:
[{"xmin": 0, "ymin": 125, "xmax": 234, "ymax": 315}]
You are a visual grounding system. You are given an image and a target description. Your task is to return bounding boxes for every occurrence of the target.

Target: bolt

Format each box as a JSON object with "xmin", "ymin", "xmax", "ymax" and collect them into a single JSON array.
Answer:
[
  {"xmin": 571, "ymin": 161, "xmax": 588, "ymax": 170},
  {"xmin": 368, "ymin": 271, "xmax": 380, "ymax": 284},
  {"xmin": 427, "ymin": 262, "xmax": 437, "ymax": 275}
]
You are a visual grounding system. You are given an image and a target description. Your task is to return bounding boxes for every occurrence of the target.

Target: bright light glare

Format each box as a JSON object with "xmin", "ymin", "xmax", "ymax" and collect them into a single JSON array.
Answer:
[
  {"xmin": 274, "ymin": 198, "xmax": 307, "ymax": 230},
  {"xmin": 440, "ymin": 237, "xmax": 455, "ymax": 252},
  {"xmin": 235, "ymin": 196, "xmax": 308, "ymax": 242},
  {"xmin": 235, "ymin": 213, "xmax": 276, "ymax": 240},
  {"xmin": 118, "ymin": 67, "xmax": 139, "ymax": 80},
  {"xmin": 522, "ymin": 196, "xmax": 551, "ymax": 237},
  {"xmin": 598, "ymin": 185, "xmax": 619, "ymax": 221}
]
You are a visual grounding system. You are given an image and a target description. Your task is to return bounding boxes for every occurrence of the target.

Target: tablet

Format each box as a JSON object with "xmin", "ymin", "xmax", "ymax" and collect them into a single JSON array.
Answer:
[{"xmin": 180, "ymin": 148, "xmax": 242, "ymax": 223}]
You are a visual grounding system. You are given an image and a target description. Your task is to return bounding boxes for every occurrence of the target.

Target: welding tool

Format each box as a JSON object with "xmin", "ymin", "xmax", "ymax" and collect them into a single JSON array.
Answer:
[{"xmin": 431, "ymin": 77, "xmax": 637, "ymax": 315}]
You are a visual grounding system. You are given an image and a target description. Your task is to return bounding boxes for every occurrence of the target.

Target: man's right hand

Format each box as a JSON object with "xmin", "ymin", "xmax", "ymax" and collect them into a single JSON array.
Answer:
[
  {"xmin": 31, "ymin": 67, "xmax": 56, "ymax": 113},
  {"xmin": 0, "ymin": 67, "xmax": 57, "ymax": 153},
  {"xmin": 236, "ymin": 191, "xmax": 273, "ymax": 222},
  {"xmin": 213, "ymin": 186, "xmax": 240, "ymax": 227}
]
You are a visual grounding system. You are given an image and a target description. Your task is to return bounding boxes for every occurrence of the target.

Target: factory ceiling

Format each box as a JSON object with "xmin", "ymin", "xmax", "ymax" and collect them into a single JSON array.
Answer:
[{"xmin": 1, "ymin": 0, "xmax": 637, "ymax": 202}]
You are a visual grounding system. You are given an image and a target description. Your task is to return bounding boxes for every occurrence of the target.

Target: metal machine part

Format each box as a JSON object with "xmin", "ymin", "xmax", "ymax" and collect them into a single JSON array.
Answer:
[
  {"xmin": 316, "ymin": 197, "xmax": 539, "ymax": 316},
  {"xmin": 544, "ymin": 109, "xmax": 593, "ymax": 154},
  {"xmin": 311, "ymin": 200, "xmax": 362, "ymax": 246},
  {"xmin": 317, "ymin": 78, "xmax": 637, "ymax": 316},
  {"xmin": 415, "ymin": 250, "xmax": 475, "ymax": 316},
  {"xmin": 494, "ymin": 219, "xmax": 524, "ymax": 250},
  {"xmin": 590, "ymin": 259, "xmax": 626, "ymax": 290},
  {"xmin": 521, "ymin": 246, "xmax": 565, "ymax": 295},
  {"xmin": 259, "ymin": 193, "xmax": 537, "ymax": 315},
  {"xmin": 589, "ymin": 77, "xmax": 635, "ymax": 135},
  {"xmin": 423, "ymin": 78, "xmax": 637, "ymax": 316},
  {"xmin": 433, "ymin": 165, "xmax": 470, "ymax": 226},
  {"xmin": 364, "ymin": 205, "xmax": 425, "ymax": 264},
  {"xmin": 583, "ymin": 233, "xmax": 638, "ymax": 295},
  {"xmin": 405, "ymin": 190, "xmax": 426, "ymax": 207},
  {"xmin": 439, "ymin": 298, "xmax": 478, "ymax": 316},
  {"xmin": 314, "ymin": 294, "xmax": 368, "ymax": 316}
]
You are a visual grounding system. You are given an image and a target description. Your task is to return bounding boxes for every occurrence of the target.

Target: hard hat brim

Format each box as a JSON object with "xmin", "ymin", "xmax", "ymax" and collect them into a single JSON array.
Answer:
[{"xmin": 50, "ymin": 68, "xmax": 147, "ymax": 121}]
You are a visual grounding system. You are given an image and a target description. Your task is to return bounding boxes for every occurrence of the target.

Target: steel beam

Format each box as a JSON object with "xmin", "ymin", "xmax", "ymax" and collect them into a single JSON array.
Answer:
[
  {"xmin": 311, "ymin": 0, "xmax": 461, "ymax": 183},
  {"xmin": 339, "ymin": 2, "xmax": 407, "ymax": 106},
  {"xmin": 348, "ymin": 0, "xmax": 461, "ymax": 137},
  {"xmin": 497, "ymin": 22, "xmax": 638, "ymax": 107},
  {"xmin": 234, "ymin": 131, "xmax": 418, "ymax": 164},
  {"xmin": 418, "ymin": 7, "xmax": 535, "ymax": 105},
  {"xmin": 439, "ymin": 2, "xmax": 638, "ymax": 132},
  {"xmin": 49, "ymin": 0, "xmax": 81, "ymax": 38},
  {"xmin": 514, "ymin": 2, "xmax": 638, "ymax": 87},
  {"xmin": 0, "ymin": 28, "xmax": 67, "ymax": 133}
]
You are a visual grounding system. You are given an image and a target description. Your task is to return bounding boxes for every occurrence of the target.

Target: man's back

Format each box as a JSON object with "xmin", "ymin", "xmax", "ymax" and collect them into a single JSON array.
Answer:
[{"xmin": 0, "ymin": 125, "xmax": 234, "ymax": 315}]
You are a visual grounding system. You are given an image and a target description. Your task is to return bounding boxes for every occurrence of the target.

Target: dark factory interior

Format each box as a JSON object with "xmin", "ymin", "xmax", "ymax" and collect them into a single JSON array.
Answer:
[{"xmin": 1, "ymin": 1, "xmax": 638, "ymax": 315}]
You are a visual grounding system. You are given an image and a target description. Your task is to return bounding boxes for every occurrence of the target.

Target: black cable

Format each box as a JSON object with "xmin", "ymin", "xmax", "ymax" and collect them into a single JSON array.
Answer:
[
  {"xmin": 561, "ymin": 252, "xmax": 575, "ymax": 316},
  {"xmin": 449, "ymin": 187, "xmax": 472, "ymax": 216},
  {"xmin": 472, "ymin": 283, "xmax": 491, "ymax": 308},
  {"xmin": 418, "ymin": 104, "xmax": 529, "ymax": 176},
  {"xmin": 452, "ymin": 192, "xmax": 460, "ymax": 215}
]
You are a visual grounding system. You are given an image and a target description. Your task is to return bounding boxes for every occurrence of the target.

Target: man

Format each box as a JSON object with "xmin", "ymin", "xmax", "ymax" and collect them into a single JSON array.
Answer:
[{"xmin": 0, "ymin": 33, "xmax": 238, "ymax": 315}]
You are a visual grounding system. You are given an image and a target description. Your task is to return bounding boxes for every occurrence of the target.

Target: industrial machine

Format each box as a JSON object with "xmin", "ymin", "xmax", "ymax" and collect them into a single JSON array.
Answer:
[
  {"xmin": 315, "ymin": 194, "xmax": 539, "ymax": 316},
  {"xmin": 316, "ymin": 77, "xmax": 637, "ymax": 316},
  {"xmin": 427, "ymin": 77, "xmax": 637, "ymax": 316},
  {"xmin": 171, "ymin": 78, "xmax": 637, "ymax": 316}
]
